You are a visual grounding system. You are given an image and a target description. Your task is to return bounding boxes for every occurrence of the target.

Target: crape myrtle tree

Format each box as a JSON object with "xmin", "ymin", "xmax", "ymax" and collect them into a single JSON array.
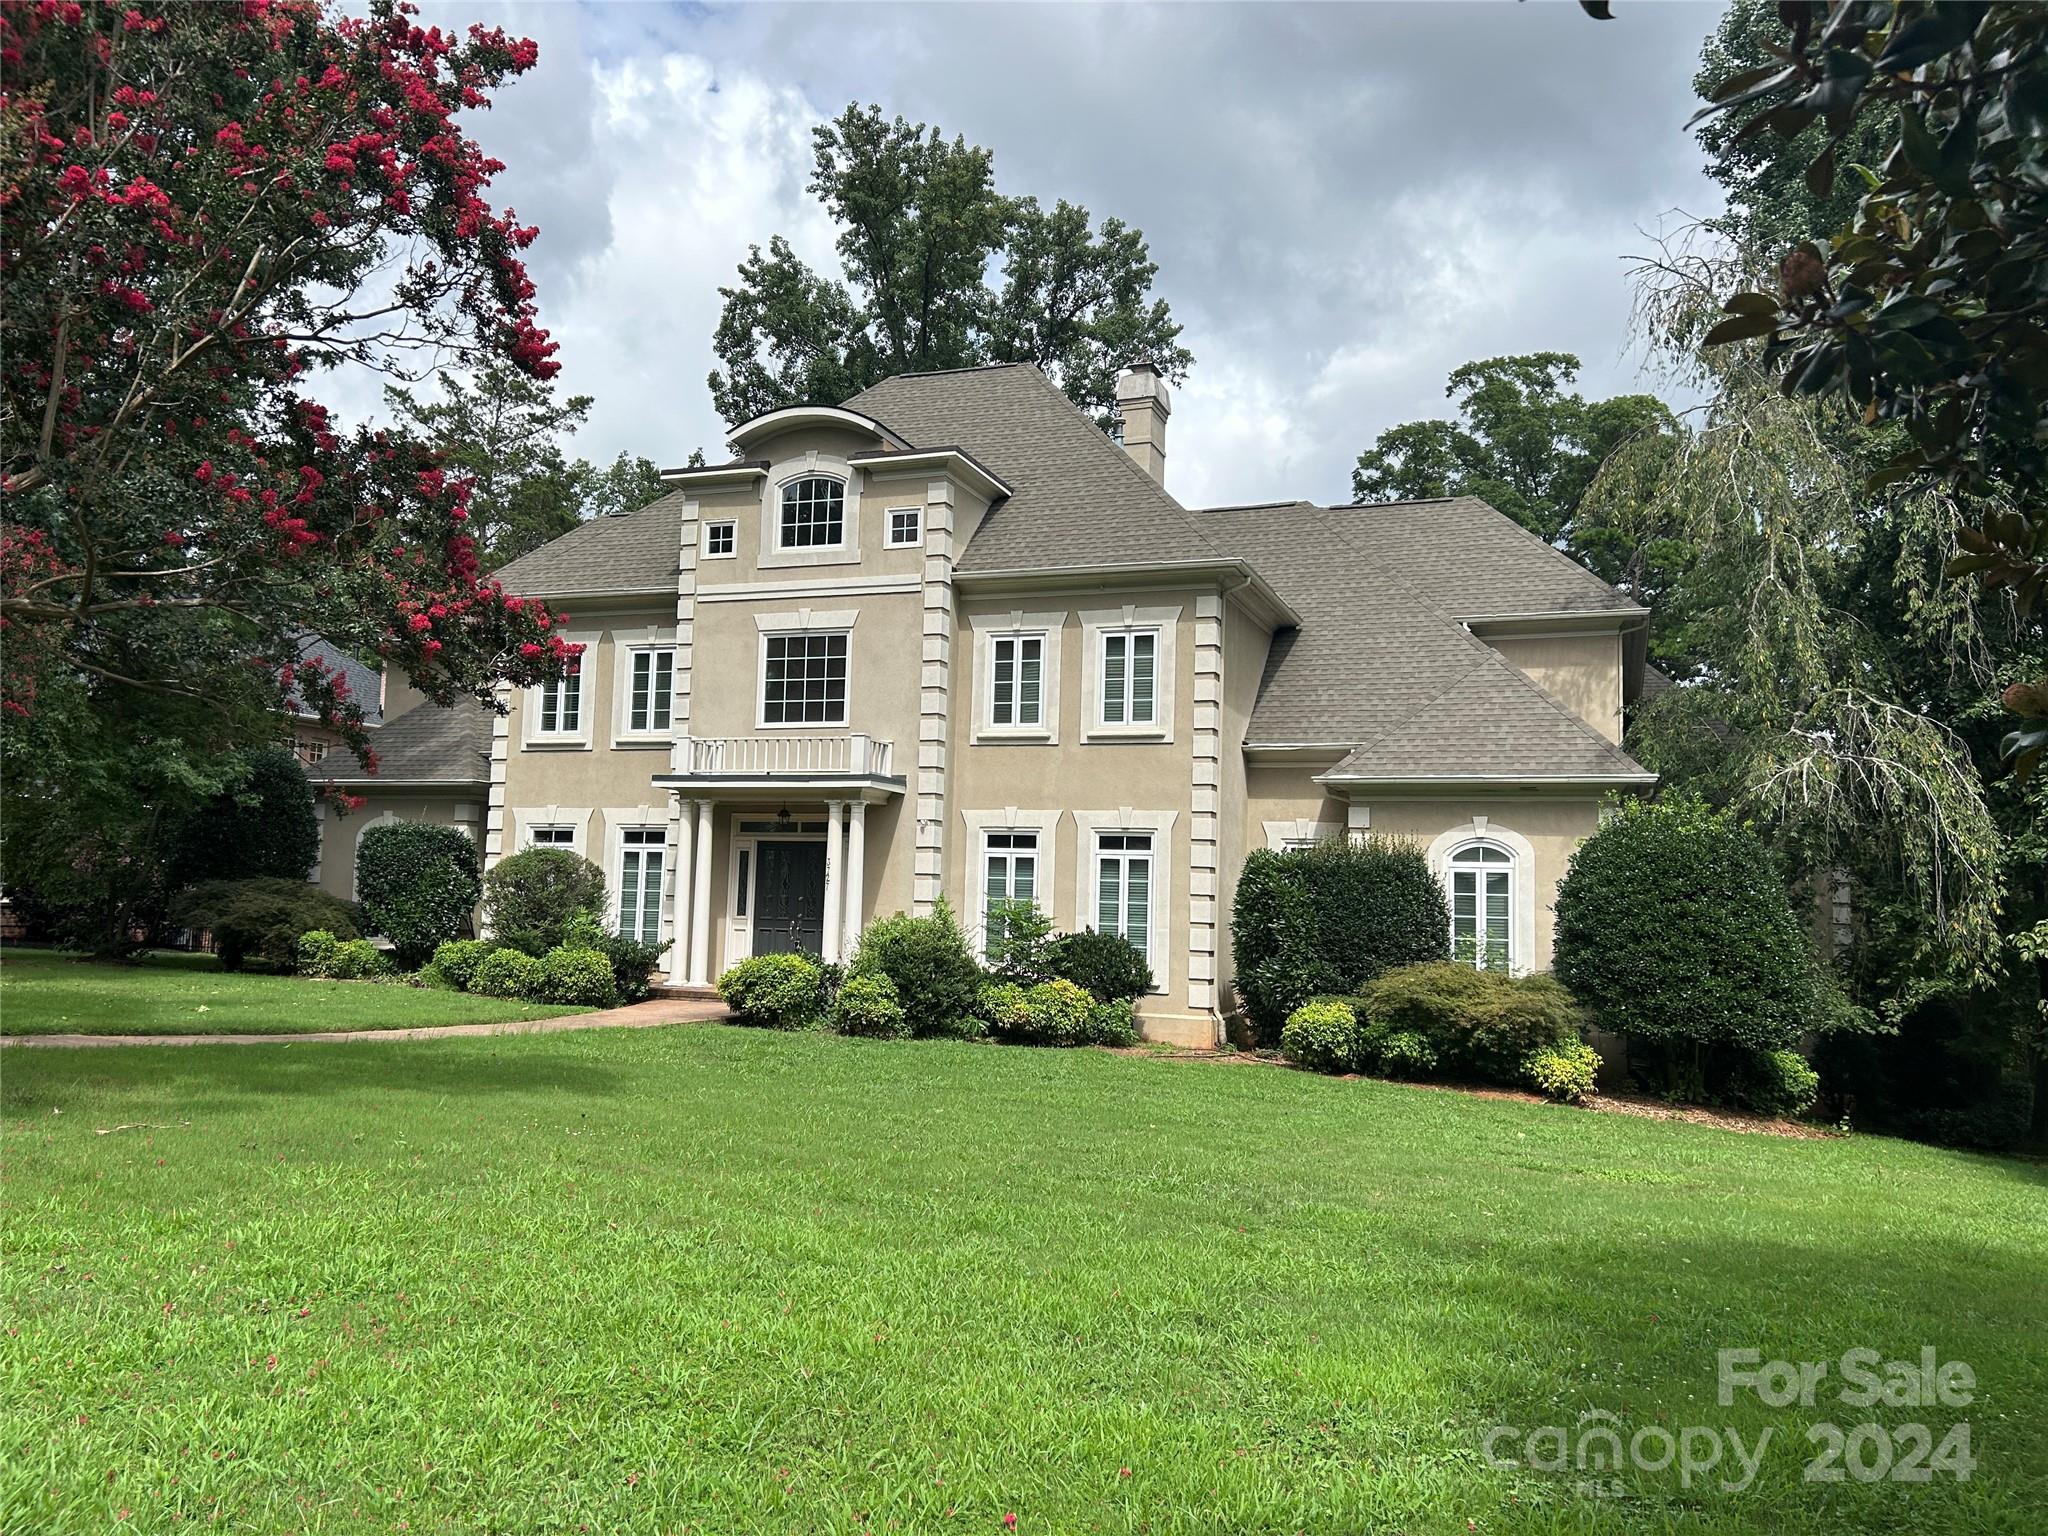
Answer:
[
  {"xmin": 710, "ymin": 103, "xmax": 1193, "ymax": 429},
  {"xmin": 1, "ymin": 0, "xmax": 580, "ymax": 928}
]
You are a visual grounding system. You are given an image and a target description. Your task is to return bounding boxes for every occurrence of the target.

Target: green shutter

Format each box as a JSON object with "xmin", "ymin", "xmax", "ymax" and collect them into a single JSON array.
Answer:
[
  {"xmin": 1102, "ymin": 634, "xmax": 1126, "ymax": 723},
  {"xmin": 1018, "ymin": 639, "xmax": 1041, "ymax": 726},
  {"xmin": 1125, "ymin": 856, "xmax": 1149, "ymax": 955},
  {"xmin": 1131, "ymin": 633, "xmax": 1155, "ymax": 723},
  {"xmin": 993, "ymin": 640, "xmax": 1014, "ymax": 726}
]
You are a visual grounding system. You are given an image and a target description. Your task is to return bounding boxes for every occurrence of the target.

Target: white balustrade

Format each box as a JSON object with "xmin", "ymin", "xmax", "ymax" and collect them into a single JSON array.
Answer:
[{"xmin": 682, "ymin": 733, "xmax": 892, "ymax": 778}]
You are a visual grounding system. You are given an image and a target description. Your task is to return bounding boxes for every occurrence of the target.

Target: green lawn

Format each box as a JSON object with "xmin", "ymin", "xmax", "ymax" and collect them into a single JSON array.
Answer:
[
  {"xmin": 3, "ymin": 1025, "xmax": 2041, "ymax": 1535},
  {"xmin": 0, "ymin": 948, "xmax": 586, "ymax": 1035}
]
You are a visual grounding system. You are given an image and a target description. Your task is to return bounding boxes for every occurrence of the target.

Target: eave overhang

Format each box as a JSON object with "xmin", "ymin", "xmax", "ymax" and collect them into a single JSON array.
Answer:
[
  {"xmin": 725, "ymin": 405, "xmax": 909, "ymax": 454},
  {"xmin": 847, "ymin": 446, "xmax": 1013, "ymax": 501},
  {"xmin": 1460, "ymin": 607, "xmax": 1648, "ymax": 635},
  {"xmin": 658, "ymin": 458, "xmax": 768, "ymax": 485}
]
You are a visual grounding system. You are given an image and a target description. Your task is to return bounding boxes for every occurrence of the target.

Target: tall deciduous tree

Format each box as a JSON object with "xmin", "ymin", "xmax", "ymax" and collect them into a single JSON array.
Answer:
[{"xmin": 710, "ymin": 104, "xmax": 1191, "ymax": 428}]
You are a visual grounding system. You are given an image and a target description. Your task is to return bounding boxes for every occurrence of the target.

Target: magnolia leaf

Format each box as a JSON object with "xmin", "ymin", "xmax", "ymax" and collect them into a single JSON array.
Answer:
[
  {"xmin": 1703, "ymin": 312, "xmax": 1781, "ymax": 346},
  {"xmin": 1723, "ymin": 292, "xmax": 1782, "ymax": 316}
]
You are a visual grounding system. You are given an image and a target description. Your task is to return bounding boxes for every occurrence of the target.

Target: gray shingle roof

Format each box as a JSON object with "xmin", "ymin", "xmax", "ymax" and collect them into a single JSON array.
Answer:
[
  {"xmin": 495, "ymin": 492, "xmax": 686, "ymax": 598},
  {"xmin": 1329, "ymin": 497, "xmax": 1643, "ymax": 618},
  {"xmin": 320, "ymin": 700, "xmax": 493, "ymax": 785},
  {"xmin": 291, "ymin": 633, "xmax": 383, "ymax": 727},
  {"xmin": 846, "ymin": 363, "xmax": 1225, "ymax": 572},
  {"xmin": 1196, "ymin": 501, "xmax": 1650, "ymax": 782}
]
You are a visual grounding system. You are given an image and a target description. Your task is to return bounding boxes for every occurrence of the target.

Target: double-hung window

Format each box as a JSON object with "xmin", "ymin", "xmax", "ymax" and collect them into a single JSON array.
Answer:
[
  {"xmin": 1094, "ymin": 831, "xmax": 1154, "ymax": 967},
  {"xmin": 778, "ymin": 476, "xmax": 845, "ymax": 549},
  {"xmin": 990, "ymin": 634, "xmax": 1045, "ymax": 730},
  {"xmin": 1449, "ymin": 841, "xmax": 1513, "ymax": 971},
  {"xmin": 1098, "ymin": 629, "xmax": 1158, "ymax": 728},
  {"xmin": 627, "ymin": 648, "xmax": 673, "ymax": 734},
  {"xmin": 617, "ymin": 828, "xmax": 665, "ymax": 946},
  {"xmin": 982, "ymin": 830, "xmax": 1039, "ymax": 956},
  {"xmin": 536, "ymin": 657, "xmax": 582, "ymax": 737},
  {"xmin": 761, "ymin": 633, "xmax": 849, "ymax": 725}
]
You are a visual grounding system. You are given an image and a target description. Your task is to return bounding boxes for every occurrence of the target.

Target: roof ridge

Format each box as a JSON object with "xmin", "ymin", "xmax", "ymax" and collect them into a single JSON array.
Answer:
[
  {"xmin": 859, "ymin": 360, "xmax": 1037, "ymax": 385},
  {"xmin": 1338, "ymin": 495, "xmax": 1632, "ymax": 602}
]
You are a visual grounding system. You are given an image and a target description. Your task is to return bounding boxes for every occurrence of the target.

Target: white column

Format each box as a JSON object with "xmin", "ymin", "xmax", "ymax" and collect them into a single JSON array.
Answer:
[
  {"xmin": 843, "ymin": 801, "xmax": 867, "ymax": 954},
  {"xmin": 821, "ymin": 799, "xmax": 846, "ymax": 963},
  {"xmin": 688, "ymin": 798, "xmax": 714, "ymax": 984},
  {"xmin": 667, "ymin": 797, "xmax": 694, "ymax": 987}
]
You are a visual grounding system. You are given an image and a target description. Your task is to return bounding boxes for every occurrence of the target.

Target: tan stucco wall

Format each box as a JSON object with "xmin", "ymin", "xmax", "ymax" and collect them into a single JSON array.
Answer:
[{"xmin": 1482, "ymin": 631, "xmax": 1625, "ymax": 743}]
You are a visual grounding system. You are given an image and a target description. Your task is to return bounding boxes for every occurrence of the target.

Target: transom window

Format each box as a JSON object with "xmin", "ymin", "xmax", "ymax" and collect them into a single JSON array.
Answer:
[
  {"xmin": 991, "ymin": 634, "xmax": 1045, "ymax": 729},
  {"xmin": 536, "ymin": 657, "xmax": 581, "ymax": 735},
  {"xmin": 627, "ymin": 648, "xmax": 673, "ymax": 734},
  {"xmin": 778, "ymin": 476, "xmax": 845, "ymax": 549},
  {"xmin": 982, "ymin": 830, "xmax": 1039, "ymax": 956},
  {"xmin": 761, "ymin": 632, "xmax": 849, "ymax": 725},
  {"xmin": 886, "ymin": 507, "xmax": 922, "ymax": 547},
  {"xmin": 1098, "ymin": 629, "xmax": 1157, "ymax": 728},
  {"xmin": 704, "ymin": 520, "xmax": 736, "ymax": 557},
  {"xmin": 617, "ymin": 827, "xmax": 665, "ymax": 946},
  {"xmin": 527, "ymin": 824, "xmax": 575, "ymax": 850},
  {"xmin": 1094, "ymin": 831, "xmax": 1154, "ymax": 967},
  {"xmin": 1449, "ymin": 841, "xmax": 1514, "ymax": 971}
]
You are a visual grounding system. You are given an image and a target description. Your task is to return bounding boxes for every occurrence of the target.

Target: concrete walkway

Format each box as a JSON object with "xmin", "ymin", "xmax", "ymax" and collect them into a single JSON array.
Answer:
[{"xmin": 0, "ymin": 995, "xmax": 731, "ymax": 1050}]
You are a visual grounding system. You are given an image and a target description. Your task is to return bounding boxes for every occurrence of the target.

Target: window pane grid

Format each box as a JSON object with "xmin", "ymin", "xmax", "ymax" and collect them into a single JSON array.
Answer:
[
  {"xmin": 888, "ymin": 508, "xmax": 920, "ymax": 546},
  {"xmin": 706, "ymin": 521, "xmax": 735, "ymax": 556},
  {"xmin": 762, "ymin": 634, "xmax": 848, "ymax": 724},
  {"xmin": 779, "ymin": 477, "xmax": 845, "ymax": 548}
]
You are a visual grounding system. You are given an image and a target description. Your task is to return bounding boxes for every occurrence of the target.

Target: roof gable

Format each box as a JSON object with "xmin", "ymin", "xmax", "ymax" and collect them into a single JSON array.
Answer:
[{"xmin": 1329, "ymin": 496, "xmax": 1641, "ymax": 618}]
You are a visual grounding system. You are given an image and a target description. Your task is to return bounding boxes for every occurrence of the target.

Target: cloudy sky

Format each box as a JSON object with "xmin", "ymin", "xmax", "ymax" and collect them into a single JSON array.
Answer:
[{"xmin": 392, "ymin": 0, "xmax": 1729, "ymax": 510}]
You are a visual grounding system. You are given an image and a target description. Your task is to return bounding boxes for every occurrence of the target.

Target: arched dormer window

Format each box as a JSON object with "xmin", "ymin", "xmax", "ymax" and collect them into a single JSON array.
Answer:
[
  {"xmin": 1448, "ymin": 840, "xmax": 1515, "ymax": 971},
  {"xmin": 779, "ymin": 475, "xmax": 845, "ymax": 549}
]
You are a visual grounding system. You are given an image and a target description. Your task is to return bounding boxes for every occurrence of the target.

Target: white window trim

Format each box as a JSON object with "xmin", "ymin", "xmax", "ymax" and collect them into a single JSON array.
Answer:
[
  {"xmin": 968, "ymin": 610, "xmax": 1063, "ymax": 744},
  {"xmin": 520, "ymin": 631, "xmax": 595, "ymax": 750},
  {"xmin": 1071, "ymin": 809, "xmax": 1177, "ymax": 994},
  {"xmin": 610, "ymin": 626, "xmax": 678, "ymax": 746},
  {"xmin": 754, "ymin": 609, "xmax": 857, "ymax": 730},
  {"xmin": 1078, "ymin": 605, "xmax": 1179, "ymax": 742},
  {"xmin": 1425, "ymin": 819, "xmax": 1537, "ymax": 977},
  {"xmin": 960, "ymin": 809, "xmax": 1062, "ymax": 962},
  {"xmin": 884, "ymin": 505, "xmax": 923, "ymax": 549},
  {"xmin": 758, "ymin": 456, "xmax": 862, "ymax": 569},
  {"xmin": 603, "ymin": 805, "xmax": 675, "ymax": 948},
  {"xmin": 1262, "ymin": 817, "xmax": 1345, "ymax": 851},
  {"xmin": 702, "ymin": 519, "xmax": 738, "ymax": 560},
  {"xmin": 509, "ymin": 806, "xmax": 593, "ymax": 860}
]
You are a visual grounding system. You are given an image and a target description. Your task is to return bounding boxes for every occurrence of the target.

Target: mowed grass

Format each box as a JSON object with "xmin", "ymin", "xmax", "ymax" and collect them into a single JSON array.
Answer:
[
  {"xmin": 2, "ymin": 1025, "xmax": 2043, "ymax": 1535},
  {"xmin": 0, "ymin": 949, "xmax": 585, "ymax": 1035}
]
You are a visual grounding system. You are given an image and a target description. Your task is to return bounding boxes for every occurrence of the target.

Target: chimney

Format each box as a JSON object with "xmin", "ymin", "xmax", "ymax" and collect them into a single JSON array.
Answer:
[{"xmin": 1115, "ymin": 360, "xmax": 1171, "ymax": 485}]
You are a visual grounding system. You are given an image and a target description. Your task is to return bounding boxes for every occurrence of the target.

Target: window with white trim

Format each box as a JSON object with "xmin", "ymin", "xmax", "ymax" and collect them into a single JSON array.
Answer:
[
  {"xmin": 1097, "ymin": 629, "xmax": 1158, "ymax": 728},
  {"xmin": 982, "ymin": 830, "xmax": 1039, "ymax": 956},
  {"xmin": 536, "ymin": 657, "xmax": 582, "ymax": 736},
  {"xmin": 1449, "ymin": 840, "xmax": 1514, "ymax": 971},
  {"xmin": 1093, "ymin": 831, "xmax": 1154, "ymax": 967},
  {"xmin": 704, "ymin": 520, "xmax": 735, "ymax": 558},
  {"xmin": 761, "ymin": 632, "xmax": 848, "ymax": 725},
  {"xmin": 778, "ymin": 476, "xmax": 845, "ymax": 549},
  {"xmin": 527, "ymin": 823, "xmax": 575, "ymax": 850},
  {"xmin": 990, "ymin": 634, "xmax": 1045, "ymax": 729},
  {"xmin": 626, "ymin": 647, "xmax": 673, "ymax": 734},
  {"xmin": 886, "ymin": 507, "xmax": 921, "ymax": 547},
  {"xmin": 617, "ymin": 827, "xmax": 665, "ymax": 946}
]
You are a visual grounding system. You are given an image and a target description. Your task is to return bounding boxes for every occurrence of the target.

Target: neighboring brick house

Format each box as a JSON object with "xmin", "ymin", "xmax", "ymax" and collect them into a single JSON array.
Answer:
[{"xmin": 314, "ymin": 362, "xmax": 1655, "ymax": 1045}]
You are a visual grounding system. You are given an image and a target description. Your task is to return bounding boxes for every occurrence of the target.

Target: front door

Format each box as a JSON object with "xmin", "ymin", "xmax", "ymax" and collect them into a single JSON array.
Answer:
[{"xmin": 752, "ymin": 840, "xmax": 827, "ymax": 956}]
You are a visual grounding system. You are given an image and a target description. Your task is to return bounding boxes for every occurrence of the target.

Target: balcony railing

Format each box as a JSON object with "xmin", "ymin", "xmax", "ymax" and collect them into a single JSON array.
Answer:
[{"xmin": 682, "ymin": 733, "xmax": 894, "ymax": 779}]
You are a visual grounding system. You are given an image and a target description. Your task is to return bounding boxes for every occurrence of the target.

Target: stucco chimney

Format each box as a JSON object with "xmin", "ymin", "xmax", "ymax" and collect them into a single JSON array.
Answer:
[{"xmin": 1115, "ymin": 360, "xmax": 1171, "ymax": 485}]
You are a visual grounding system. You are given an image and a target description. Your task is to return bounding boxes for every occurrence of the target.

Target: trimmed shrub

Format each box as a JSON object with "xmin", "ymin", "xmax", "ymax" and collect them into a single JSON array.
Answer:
[
  {"xmin": 562, "ymin": 910, "xmax": 666, "ymax": 1003},
  {"xmin": 1048, "ymin": 928, "xmax": 1154, "ymax": 1002},
  {"xmin": 172, "ymin": 745, "xmax": 320, "ymax": 884},
  {"xmin": 431, "ymin": 938, "xmax": 499, "ymax": 992},
  {"xmin": 483, "ymin": 848, "xmax": 606, "ymax": 957},
  {"xmin": 1231, "ymin": 838, "xmax": 1450, "ymax": 1043},
  {"xmin": 1728, "ymin": 1048, "xmax": 1820, "ymax": 1118},
  {"xmin": 296, "ymin": 928, "xmax": 341, "ymax": 976},
  {"xmin": 718, "ymin": 952, "xmax": 827, "ymax": 1029},
  {"xmin": 1554, "ymin": 797, "xmax": 1826, "ymax": 1065},
  {"xmin": 472, "ymin": 946, "xmax": 545, "ymax": 1001},
  {"xmin": 986, "ymin": 977, "xmax": 1095, "ymax": 1045},
  {"xmin": 1376, "ymin": 1029, "xmax": 1439, "ymax": 1080},
  {"xmin": 1464, "ymin": 974, "xmax": 1585, "ymax": 1080},
  {"xmin": 1280, "ymin": 999, "xmax": 1360, "ymax": 1074},
  {"xmin": 1355, "ymin": 962, "xmax": 1584, "ymax": 1087},
  {"xmin": 356, "ymin": 822, "xmax": 482, "ymax": 968},
  {"xmin": 1082, "ymin": 998, "xmax": 1141, "ymax": 1047},
  {"xmin": 323, "ymin": 937, "xmax": 391, "ymax": 980},
  {"xmin": 537, "ymin": 946, "xmax": 618, "ymax": 1008},
  {"xmin": 1525, "ymin": 1040, "xmax": 1601, "ymax": 1103},
  {"xmin": 172, "ymin": 878, "xmax": 360, "ymax": 971},
  {"xmin": 847, "ymin": 900, "xmax": 983, "ymax": 1037},
  {"xmin": 833, "ymin": 971, "xmax": 910, "ymax": 1039}
]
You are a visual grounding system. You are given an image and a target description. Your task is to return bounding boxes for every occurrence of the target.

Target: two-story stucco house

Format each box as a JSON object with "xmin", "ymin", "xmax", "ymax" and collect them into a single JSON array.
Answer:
[{"xmin": 314, "ymin": 361, "xmax": 1656, "ymax": 1045}]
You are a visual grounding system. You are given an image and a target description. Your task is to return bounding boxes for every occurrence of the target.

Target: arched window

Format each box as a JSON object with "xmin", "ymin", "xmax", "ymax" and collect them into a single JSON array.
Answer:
[
  {"xmin": 778, "ymin": 475, "xmax": 845, "ymax": 548},
  {"xmin": 1448, "ymin": 840, "xmax": 1514, "ymax": 971}
]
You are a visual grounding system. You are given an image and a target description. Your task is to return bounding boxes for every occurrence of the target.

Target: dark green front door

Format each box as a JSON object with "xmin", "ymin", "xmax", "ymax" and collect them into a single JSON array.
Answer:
[{"xmin": 752, "ymin": 840, "xmax": 827, "ymax": 956}]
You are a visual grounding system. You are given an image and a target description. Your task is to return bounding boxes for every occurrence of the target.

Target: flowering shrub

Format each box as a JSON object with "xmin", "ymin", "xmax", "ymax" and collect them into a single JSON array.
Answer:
[
  {"xmin": 1280, "ymin": 999, "xmax": 1359, "ymax": 1075},
  {"xmin": 833, "ymin": 971, "xmax": 910, "ymax": 1040},
  {"xmin": 471, "ymin": 946, "xmax": 544, "ymax": 1001},
  {"xmin": 983, "ymin": 977, "xmax": 1095, "ymax": 1046}
]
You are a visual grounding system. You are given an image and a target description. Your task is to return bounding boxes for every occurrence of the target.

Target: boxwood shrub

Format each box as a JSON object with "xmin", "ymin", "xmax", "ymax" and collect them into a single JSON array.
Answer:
[
  {"xmin": 1231, "ymin": 838, "xmax": 1450, "ymax": 1043},
  {"xmin": 483, "ymin": 848, "xmax": 607, "ymax": 957},
  {"xmin": 1279, "ymin": 998, "xmax": 1360, "ymax": 1074},
  {"xmin": 536, "ymin": 946, "xmax": 618, "ymax": 1008},
  {"xmin": 431, "ymin": 938, "xmax": 499, "ymax": 992},
  {"xmin": 322, "ymin": 937, "xmax": 392, "ymax": 980},
  {"xmin": 356, "ymin": 822, "xmax": 482, "ymax": 968},
  {"xmin": 833, "ymin": 971, "xmax": 910, "ymax": 1039},
  {"xmin": 561, "ymin": 911, "xmax": 666, "ymax": 1003},
  {"xmin": 472, "ymin": 947, "xmax": 545, "ymax": 1001},
  {"xmin": 718, "ymin": 952, "xmax": 827, "ymax": 1029}
]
